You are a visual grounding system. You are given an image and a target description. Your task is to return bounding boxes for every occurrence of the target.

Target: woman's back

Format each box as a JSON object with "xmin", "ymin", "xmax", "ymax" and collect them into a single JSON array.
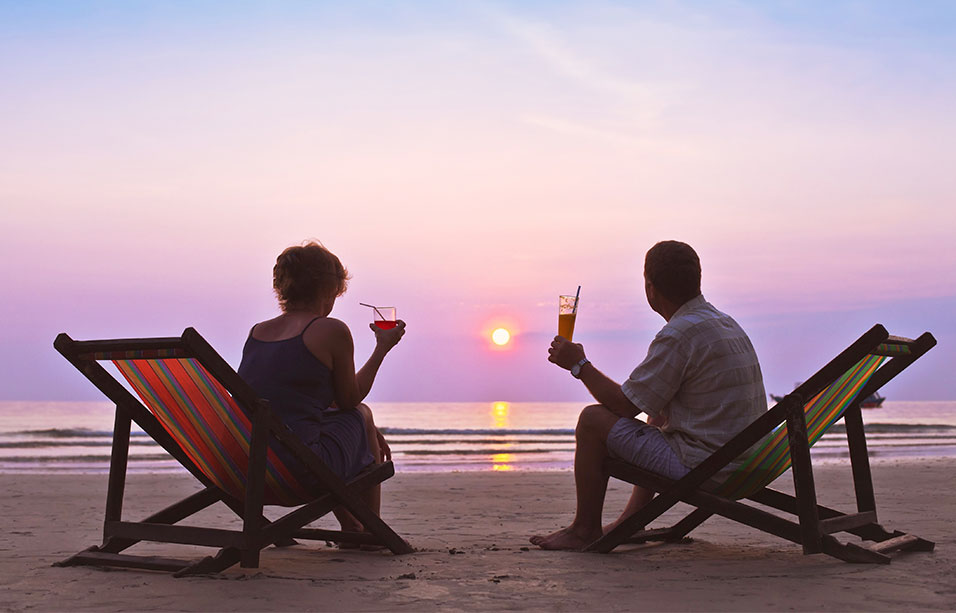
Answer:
[{"xmin": 238, "ymin": 317, "xmax": 335, "ymax": 439}]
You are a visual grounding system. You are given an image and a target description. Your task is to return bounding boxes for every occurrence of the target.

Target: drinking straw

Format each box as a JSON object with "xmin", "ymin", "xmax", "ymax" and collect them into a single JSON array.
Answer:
[
  {"xmin": 359, "ymin": 302, "xmax": 388, "ymax": 321},
  {"xmin": 573, "ymin": 285, "xmax": 581, "ymax": 314}
]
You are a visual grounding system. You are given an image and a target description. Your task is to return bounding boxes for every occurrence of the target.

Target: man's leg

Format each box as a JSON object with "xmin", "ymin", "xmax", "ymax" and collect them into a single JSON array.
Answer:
[
  {"xmin": 603, "ymin": 415, "xmax": 666, "ymax": 533},
  {"xmin": 530, "ymin": 404, "xmax": 620, "ymax": 550},
  {"xmin": 603, "ymin": 487, "xmax": 654, "ymax": 534}
]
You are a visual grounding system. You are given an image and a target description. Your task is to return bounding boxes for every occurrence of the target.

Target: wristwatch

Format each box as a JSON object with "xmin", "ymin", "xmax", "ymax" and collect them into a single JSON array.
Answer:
[{"xmin": 571, "ymin": 358, "xmax": 590, "ymax": 379}]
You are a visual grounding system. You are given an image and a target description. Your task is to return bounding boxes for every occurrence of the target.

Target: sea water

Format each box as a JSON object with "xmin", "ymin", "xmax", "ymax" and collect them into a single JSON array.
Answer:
[{"xmin": 0, "ymin": 400, "xmax": 954, "ymax": 474}]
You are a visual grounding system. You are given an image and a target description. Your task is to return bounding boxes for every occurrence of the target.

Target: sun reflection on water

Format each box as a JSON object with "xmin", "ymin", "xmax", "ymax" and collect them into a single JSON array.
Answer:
[
  {"xmin": 491, "ymin": 401, "xmax": 513, "ymax": 471},
  {"xmin": 491, "ymin": 452, "xmax": 515, "ymax": 471}
]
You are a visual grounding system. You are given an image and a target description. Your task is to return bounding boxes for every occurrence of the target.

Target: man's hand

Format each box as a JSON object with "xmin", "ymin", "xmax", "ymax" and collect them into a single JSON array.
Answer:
[{"xmin": 548, "ymin": 336, "xmax": 586, "ymax": 370}]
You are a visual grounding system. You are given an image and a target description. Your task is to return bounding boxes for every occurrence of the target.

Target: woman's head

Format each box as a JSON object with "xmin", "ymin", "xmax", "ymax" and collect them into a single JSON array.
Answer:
[{"xmin": 273, "ymin": 241, "xmax": 350, "ymax": 312}]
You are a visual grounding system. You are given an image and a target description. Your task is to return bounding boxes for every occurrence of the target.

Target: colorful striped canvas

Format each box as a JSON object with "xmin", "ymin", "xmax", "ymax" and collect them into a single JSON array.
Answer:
[
  {"xmin": 714, "ymin": 353, "xmax": 886, "ymax": 500},
  {"xmin": 113, "ymin": 357, "xmax": 312, "ymax": 506}
]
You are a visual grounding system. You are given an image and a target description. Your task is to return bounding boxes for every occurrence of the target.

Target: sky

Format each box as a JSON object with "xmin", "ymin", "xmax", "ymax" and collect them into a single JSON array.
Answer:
[{"xmin": 1, "ymin": 1, "xmax": 954, "ymax": 403}]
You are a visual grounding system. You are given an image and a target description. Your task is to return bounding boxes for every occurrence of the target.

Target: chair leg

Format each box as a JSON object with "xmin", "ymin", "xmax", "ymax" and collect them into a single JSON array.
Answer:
[
  {"xmin": 240, "ymin": 405, "xmax": 269, "ymax": 568},
  {"xmin": 239, "ymin": 548, "xmax": 261, "ymax": 569},
  {"xmin": 622, "ymin": 508, "xmax": 713, "ymax": 544},
  {"xmin": 338, "ymin": 503, "xmax": 414, "ymax": 555},
  {"xmin": 786, "ymin": 402, "xmax": 823, "ymax": 554},
  {"xmin": 665, "ymin": 508, "xmax": 713, "ymax": 540},
  {"xmin": 843, "ymin": 402, "xmax": 878, "ymax": 515}
]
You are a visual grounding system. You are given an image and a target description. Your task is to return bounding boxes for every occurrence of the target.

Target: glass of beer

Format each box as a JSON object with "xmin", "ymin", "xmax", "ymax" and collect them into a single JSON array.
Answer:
[
  {"xmin": 373, "ymin": 307, "xmax": 397, "ymax": 330},
  {"xmin": 558, "ymin": 295, "xmax": 578, "ymax": 341}
]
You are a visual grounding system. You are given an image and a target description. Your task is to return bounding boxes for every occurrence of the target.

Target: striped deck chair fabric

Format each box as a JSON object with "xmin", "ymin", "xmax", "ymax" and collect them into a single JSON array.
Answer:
[
  {"xmin": 714, "ymin": 340, "xmax": 911, "ymax": 499},
  {"xmin": 109, "ymin": 353, "xmax": 311, "ymax": 506}
]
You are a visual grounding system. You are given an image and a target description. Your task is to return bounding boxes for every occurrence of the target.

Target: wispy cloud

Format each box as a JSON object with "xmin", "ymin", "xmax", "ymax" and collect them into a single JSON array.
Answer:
[{"xmin": 479, "ymin": 3, "xmax": 684, "ymax": 140}]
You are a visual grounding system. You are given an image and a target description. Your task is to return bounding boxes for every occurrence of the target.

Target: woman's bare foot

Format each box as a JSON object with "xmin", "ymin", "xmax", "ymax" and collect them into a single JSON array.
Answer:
[{"xmin": 529, "ymin": 525, "xmax": 602, "ymax": 551}]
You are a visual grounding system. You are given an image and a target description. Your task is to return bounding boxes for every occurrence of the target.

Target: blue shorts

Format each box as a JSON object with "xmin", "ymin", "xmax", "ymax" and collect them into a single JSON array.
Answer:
[{"xmin": 606, "ymin": 418, "xmax": 691, "ymax": 480}]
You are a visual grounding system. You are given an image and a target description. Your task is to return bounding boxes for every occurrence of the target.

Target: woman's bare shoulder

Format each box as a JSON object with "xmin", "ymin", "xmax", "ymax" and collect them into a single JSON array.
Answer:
[{"xmin": 304, "ymin": 316, "xmax": 351, "ymax": 340}]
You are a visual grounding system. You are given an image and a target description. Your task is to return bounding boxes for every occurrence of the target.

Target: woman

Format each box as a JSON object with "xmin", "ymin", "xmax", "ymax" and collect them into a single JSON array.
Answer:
[{"xmin": 238, "ymin": 240, "xmax": 405, "ymax": 535}]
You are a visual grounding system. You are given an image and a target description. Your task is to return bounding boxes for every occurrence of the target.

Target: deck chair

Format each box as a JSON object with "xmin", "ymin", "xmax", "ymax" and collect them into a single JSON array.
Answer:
[
  {"xmin": 588, "ymin": 324, "xmax": 936, "ymax": 564},
  {"xmin": 53, "ymin": 328, "xmax": 413, "ymax": 577}
]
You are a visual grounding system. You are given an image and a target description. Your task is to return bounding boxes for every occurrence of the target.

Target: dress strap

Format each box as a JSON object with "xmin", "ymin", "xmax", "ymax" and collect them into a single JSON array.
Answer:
[{"xmin": 300, "ymin": 316, "xmax": 324, "ymax": 336}]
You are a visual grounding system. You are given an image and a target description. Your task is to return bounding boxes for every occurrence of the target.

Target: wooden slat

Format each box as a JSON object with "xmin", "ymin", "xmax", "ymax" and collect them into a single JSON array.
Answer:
[
  {"xmin": 870, "ymin": 534, "xmax": 919, "ymax": 553},
  {"xmin": 58, "ymin": 335, "xmax": 189, "ymax": 356},
  {"xmin": 748, "ymin": 487, "xmax": 894, "ymax": 542},
  {"xmin": 175, "ymin": 548, "xmax": 243, "ymax": 577},
  {"xmin": 293, "ymin": 528, "xmax": 379, "ymax": 544},
  {"xmin": 60, "ymin": 550, "xmax": 192, "ymax": 572},
  {"xmin": 819, "ymin": 511, "xmax": 878, "ymax": 534},
  {"xmin": 105, "ymin": 521, "xmax": 244, "ymax": 548},
  {"xmin": 823, "ymin": 538, "xmax": 891, "ymax": 564}
]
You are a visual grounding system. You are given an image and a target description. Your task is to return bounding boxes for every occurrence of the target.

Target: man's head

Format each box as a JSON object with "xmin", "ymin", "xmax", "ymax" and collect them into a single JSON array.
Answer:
[{"xmin": 644, "ymin": 241, "xmax": 701, "ymax": 317}]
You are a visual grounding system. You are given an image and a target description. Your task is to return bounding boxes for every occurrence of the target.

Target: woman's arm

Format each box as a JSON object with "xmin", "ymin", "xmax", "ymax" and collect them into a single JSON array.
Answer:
[
  {"xmin": 355, "ymin": 321, "xmax": 405, "ymax": 400},
  {"xmin": 304, "ymin": 317, "xmax": 405, "ymax": 409}
]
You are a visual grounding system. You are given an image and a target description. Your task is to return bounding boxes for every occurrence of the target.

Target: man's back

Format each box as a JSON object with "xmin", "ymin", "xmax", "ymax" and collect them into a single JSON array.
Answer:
[{"xmin": 622, "ymin": 295, "xmax": 767, "ymax": 479}]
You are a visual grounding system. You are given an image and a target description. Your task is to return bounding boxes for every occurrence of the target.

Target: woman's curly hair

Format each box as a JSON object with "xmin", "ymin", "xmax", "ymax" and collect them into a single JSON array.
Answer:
[{"xmin": 273, "ymin": 241, "xmax": 350, "ymax": 311}]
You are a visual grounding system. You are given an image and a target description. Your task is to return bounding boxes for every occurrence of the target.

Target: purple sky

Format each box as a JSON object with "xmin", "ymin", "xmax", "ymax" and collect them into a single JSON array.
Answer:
[{"xmin": 2, "ymin": 2, "xmax": 954, "ymax": 402}]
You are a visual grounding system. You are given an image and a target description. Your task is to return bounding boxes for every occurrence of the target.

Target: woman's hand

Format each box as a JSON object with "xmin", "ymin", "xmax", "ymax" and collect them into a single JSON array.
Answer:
[
  {"xmin": 375, "ymin": 427, "xmax": 391, "ymax": 463},
  {"xmin": 369, "ymin": 319, "xmax": 406, "ymax": 352}
]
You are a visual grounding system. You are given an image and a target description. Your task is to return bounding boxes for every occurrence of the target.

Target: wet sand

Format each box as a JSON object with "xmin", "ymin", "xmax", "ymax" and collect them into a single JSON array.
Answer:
[{"xmin": 2, "ymin": 458, "xmax": 954, "ymax": 611}]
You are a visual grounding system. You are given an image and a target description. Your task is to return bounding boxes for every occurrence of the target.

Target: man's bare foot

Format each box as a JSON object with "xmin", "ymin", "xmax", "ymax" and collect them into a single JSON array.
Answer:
[
  {"xmin": 529, "ymin": 526, "xmax": 601, "ymax": 551},
  {"xmin": 602, "ymin": 516, "xmax": 640, "ymax": 535}
]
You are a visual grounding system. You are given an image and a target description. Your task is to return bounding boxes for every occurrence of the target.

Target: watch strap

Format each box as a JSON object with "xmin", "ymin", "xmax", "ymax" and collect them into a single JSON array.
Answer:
[{"xmin": 571, "ymin": 358, "xmax": 590, "ymax": 379}]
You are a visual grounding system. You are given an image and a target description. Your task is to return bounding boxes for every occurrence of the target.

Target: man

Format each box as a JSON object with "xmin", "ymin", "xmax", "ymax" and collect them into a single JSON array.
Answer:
[{"xmin": 531, "ymin": 240, "xmax": 767, "ymax": 551}]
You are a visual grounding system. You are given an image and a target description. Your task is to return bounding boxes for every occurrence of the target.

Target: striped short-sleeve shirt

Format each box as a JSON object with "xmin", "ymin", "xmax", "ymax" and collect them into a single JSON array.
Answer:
[{"xmin": 621, "ymin": 295, "xmax": 767, "ymax": 479}]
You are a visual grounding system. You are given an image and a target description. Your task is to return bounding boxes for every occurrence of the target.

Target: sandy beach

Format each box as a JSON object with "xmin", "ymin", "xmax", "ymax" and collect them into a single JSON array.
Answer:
[{"xmin": 2, "ymin": 458, "xmax": 953, "ymax": 612}]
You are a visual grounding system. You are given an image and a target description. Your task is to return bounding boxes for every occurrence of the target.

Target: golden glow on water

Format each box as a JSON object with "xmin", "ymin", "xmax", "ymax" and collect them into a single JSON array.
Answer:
[
  {"xmin": 491, "ymin": 453, "xmax": 516, "ymax": 471},
  {"xmin": 492, "ymin": 401, "xmax": 510, "ymax": 429},
  {"xmin": 491, "ymin": 401, "xmax": 513, "ymax": 471}
]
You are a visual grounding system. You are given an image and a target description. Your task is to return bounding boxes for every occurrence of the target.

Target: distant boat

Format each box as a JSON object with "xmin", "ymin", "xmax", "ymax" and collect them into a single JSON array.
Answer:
[{"xmin": 769, "ymin": 388, "xmax": 886, "ymax": 409}]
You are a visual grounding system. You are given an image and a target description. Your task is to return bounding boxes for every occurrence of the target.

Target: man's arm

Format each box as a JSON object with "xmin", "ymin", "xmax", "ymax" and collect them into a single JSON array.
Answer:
[{"xmin": 547, "ymin": 336, "xmax": 641, "ymax": 418}]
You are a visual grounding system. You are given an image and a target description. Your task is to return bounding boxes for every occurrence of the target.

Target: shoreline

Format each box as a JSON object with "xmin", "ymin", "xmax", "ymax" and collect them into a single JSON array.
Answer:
[
  {"xmin": 2, "ymin": 451, "xmax": 953, "ymax": 478},
  {"xmin": 3, "ymin": 460, "xmax": 954, "ymax": 611}
]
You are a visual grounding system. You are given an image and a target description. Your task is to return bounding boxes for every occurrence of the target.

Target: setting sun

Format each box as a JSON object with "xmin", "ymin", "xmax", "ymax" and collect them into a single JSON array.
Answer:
[{"xmin": 491, "ymin": 328, "xmax": 511, "ymax": 346}]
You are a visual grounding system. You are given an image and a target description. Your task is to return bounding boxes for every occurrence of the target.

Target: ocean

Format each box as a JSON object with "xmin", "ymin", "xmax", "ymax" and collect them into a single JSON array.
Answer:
[{"xmin": 1, "ymin": 400, "xmax": 954, "ymax": 475}]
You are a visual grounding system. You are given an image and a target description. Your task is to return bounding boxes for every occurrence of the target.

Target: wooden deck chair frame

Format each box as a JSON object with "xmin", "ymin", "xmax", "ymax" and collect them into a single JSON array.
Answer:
[
  {"xmin": 588, "ymin": 324, "xmax": 936, "ymax": 564},
  {"xmin": 53, "ymin": 328, "xmax": 413, "ymax": 577}
]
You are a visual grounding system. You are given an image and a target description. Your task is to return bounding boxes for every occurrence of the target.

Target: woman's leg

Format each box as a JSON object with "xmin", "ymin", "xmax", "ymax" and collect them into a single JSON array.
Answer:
[
  {"xmin": 332, "ymin": 403, "xmax": 381, "ymax": 533},
  {"xmin": 357, "ymin": 403, "xmax": 382, "ymax": 516}
]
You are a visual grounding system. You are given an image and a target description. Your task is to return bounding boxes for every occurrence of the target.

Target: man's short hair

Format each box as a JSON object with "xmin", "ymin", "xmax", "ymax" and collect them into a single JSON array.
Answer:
[{"xmin": 644, "ymin": 241, "xmax": 701, "ymax": 305}]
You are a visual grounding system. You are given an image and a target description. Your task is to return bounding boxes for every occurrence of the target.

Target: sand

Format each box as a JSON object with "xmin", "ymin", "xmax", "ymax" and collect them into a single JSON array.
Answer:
[{"xmin": 2, "ymin": 458, "xmax": 954, "ymax": 612}]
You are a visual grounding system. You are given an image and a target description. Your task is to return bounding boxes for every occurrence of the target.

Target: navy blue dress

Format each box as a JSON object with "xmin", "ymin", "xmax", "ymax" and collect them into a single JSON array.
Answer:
[{"xmin": 237, "ymin": 318, "xmax": 374, "ymax": 483}]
